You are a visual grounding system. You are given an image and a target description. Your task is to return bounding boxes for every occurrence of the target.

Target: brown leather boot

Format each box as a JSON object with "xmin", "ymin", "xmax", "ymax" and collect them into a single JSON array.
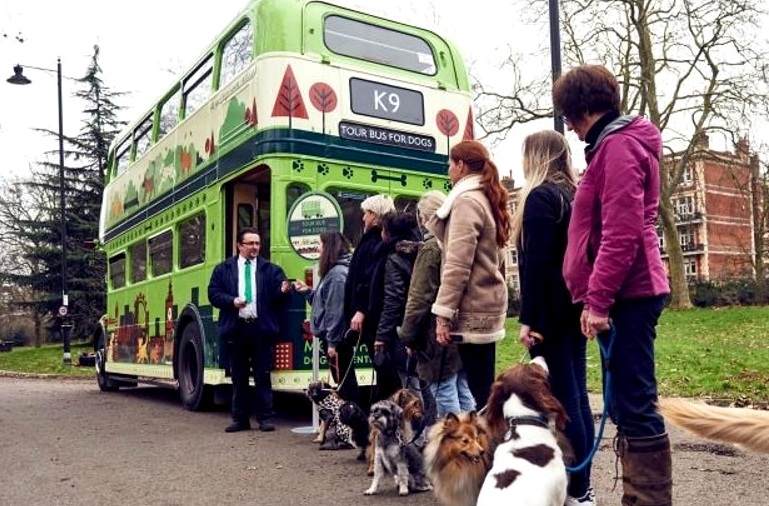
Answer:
[{"xmin": 619, "ymin": 433, "xmax": 673, "ymax": 506}]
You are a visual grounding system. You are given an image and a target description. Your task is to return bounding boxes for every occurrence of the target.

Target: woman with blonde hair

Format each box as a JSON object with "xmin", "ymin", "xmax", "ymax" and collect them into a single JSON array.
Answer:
[
  {"xmin": 513, "ymin": 130, "xmax": 595, "ymax": 506},
  {"xmin": 427, "ymin": 140, "xmax": 510, "ymax": 407}
]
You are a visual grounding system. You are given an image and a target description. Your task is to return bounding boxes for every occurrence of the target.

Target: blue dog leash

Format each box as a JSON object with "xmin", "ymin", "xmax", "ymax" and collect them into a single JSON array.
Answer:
[{"xmin": 566, "ymin": 325, "xmax": 616, "ymax": 474}]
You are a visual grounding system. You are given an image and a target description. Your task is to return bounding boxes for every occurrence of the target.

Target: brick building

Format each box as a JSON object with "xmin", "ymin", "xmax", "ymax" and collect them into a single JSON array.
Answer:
[
  {"xmin": 661, "ymin": 136, "xmax": 760, "ymax": 282},
  {"xmin": 504, "ymin": 136, "xmax": 765, "ymax": 292}
]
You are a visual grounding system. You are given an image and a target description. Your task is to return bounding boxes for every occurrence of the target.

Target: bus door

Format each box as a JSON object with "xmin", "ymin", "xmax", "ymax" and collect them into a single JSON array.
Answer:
[{"xmin": 226, "ymin": 165, "xmax": 271, "ymax": 259}]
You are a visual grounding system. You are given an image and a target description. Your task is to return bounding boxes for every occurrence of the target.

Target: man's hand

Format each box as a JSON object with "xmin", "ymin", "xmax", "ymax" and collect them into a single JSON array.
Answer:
[
  {"xmin": 280, "ymin": 280, "xmax": 291, "ymax": 293},
  {"xmin": 233, "ymin": 297, "xmax": 246, "ymax": 309},
  {"xmin": 374, "ymin": 340, "xmax": 385, "ymax": 352},
  {"xmin": 327, "ymin": 346, "xmax": 337, "ymax": 359},
  {"xmin": 350, "ymin": 311, "xmax": 365, "ymax": 332}
]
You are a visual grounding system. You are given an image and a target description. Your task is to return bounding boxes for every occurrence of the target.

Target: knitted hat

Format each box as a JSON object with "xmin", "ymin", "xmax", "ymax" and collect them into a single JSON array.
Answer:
[
  {"xmin": 360, "ymin": 194, "xmax": 395, "ymax": 217},
  {"xmin": 416, "ymin": 190, "xmax": 446, "ymax": 225}
]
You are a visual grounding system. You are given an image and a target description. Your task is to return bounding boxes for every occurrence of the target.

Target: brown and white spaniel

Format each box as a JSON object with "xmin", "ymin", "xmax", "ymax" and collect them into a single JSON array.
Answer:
[{"xmin": 476, "ymin": 356, "xmax": 568, "ymax": 506}]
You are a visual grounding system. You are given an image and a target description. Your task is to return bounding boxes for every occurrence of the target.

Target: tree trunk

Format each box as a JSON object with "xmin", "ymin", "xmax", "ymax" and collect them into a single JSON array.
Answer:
[
  {"xmin": 34, "ymin": 311, "xmax": 42, "ymax": 348},
  {"xmin": 659, "ymin": 192, "xmax": 693, "ymax": 309}
]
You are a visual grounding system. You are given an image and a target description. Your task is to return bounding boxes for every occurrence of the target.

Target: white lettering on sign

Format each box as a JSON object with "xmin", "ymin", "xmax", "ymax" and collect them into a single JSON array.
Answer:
[
  {"xmin": 373, "ymin": 90, "xmax": 401, "ymax": 113},
  {"xmin": 338, "ymin": 121, "xmax": 435, "ymax": 152}
]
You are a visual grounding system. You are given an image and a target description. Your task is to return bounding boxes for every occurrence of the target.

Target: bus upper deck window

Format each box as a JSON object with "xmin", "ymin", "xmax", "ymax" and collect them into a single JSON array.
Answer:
[
  {"xmin": 115, "ymin": 142, "xmax": 131, "ymax": 176},
  {"xmin": 158, "ymin": 88, "xmax": 181, "ymax": 139},
  {"xmin": 323, "ymin": 15, "xmax": 436, "ymax": 75},
  {"xmin": 220, "ymin": 21, "xmax": 253, "ymax": 89},
  {"xmin": 134, "ymin": 116, "xmax": 153, "ymax": 160},
  {"xmin": 183, "ymin": 56, "xmax": 214, "ymax": 118}
]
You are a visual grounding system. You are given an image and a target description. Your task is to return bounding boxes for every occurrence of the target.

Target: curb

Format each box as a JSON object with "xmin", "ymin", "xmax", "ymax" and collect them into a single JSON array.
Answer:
[{"xmin": 0, "ymin": 370, "xmax": 93, "ymax": 381}]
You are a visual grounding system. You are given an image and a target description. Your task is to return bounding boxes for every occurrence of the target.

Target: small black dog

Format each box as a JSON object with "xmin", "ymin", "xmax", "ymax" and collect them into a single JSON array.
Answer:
[
  {"xmin": 339, "ymin": 400, "xmax": 369, "ymax": 461},
  {"xmin": 306, "ymin": 380, "xmax": 354, "ymax": 449}
]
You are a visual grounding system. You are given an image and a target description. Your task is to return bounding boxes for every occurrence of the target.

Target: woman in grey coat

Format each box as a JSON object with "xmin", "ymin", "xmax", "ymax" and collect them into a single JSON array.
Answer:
[{"xmin": 294, "ymin": 231, "xmax": 356, "ymax": 402}]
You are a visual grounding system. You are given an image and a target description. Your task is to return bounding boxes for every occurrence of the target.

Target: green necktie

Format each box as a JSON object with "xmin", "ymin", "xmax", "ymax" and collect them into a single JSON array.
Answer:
[{"xmin": 244, "ymin": 260, "xmax": 253, "ymax": 304}]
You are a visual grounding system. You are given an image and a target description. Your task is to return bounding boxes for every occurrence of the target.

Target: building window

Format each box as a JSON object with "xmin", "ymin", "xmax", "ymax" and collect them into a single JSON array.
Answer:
[
  {"xmin": 508, "ymin": 274, "xmax": 520, "ymax": 292},
  {"xmin": 679, "ymin": 227, "xmax": 694, "ymax": 248},
  {"xmin": 681, "ymin": 165, "xmax": 693, "ymax": 185},
  {"xmin": 509, "ymin": 248, "xmax": 518, "ymax": 266},
  {"xmin": 675, "ymin": 196, "xmax": 694, "ymax": 216},
  {"xmin": 684, "ymin": 258, "xmax": 697, "ymax": 279}
]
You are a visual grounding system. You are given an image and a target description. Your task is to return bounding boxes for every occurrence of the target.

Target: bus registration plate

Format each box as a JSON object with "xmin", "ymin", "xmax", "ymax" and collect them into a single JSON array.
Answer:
[{"xmin": 349, "ymin": 78, "xmax": 424, "ymax": 126}]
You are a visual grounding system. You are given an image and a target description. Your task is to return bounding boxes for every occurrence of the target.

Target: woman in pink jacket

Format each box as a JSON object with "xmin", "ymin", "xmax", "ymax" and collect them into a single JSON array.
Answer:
[{"xmin": 554, "ymin": 64, "xmax": 671, "ymax": 506}]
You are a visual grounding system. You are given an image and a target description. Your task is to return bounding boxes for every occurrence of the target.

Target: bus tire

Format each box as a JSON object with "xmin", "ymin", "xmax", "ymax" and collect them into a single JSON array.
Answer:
[
  {"xmin": 178, "ymin": 323, "xmax": 212, "ymax": 411},
  {"xmin": 95, "ymin": 332, "xmax": 119, "ymax": 392}
]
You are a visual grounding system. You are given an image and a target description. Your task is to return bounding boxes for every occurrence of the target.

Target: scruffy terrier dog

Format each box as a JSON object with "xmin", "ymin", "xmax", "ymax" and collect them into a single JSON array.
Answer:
[
  {"xmin": 339, "ymin": 400, "xmax": 369, "ymax": 461},
  {"xmin": 364, "ymin": 400, "xmax": 432, "ymax": 496},
  {"xmin": 366, "ymin": 388, "xmax": 426, "ymax": 475},
  {"xmin": 305, "ymin": 380, "xmax": 354, "ymax": 449},
  {"xmin": 659, "ymin": 398, "xmax": 769, "ymax": 453},
  {"xmin": 422, "ymin": 411, "xmax": 492, "ymax": 506},
  {"xmin": 476, "ymin": 357, "xmax": 568, "ymax": 506}
]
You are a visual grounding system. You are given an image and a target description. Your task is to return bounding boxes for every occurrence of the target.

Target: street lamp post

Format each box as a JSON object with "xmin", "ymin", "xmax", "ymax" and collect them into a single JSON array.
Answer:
[
  {"xmin": 548, "ymin": 0, "xmax": 564, "ymax": 134},
  {"xmin": 7, "ymin": 58, "xmax": 72, "ymax": 364}
]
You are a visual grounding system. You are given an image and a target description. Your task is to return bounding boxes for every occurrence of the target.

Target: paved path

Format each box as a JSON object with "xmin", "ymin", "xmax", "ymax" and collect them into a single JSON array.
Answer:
[{"xmin": 0, "ymin": 378, "xmax": 766, "ymax": 506}]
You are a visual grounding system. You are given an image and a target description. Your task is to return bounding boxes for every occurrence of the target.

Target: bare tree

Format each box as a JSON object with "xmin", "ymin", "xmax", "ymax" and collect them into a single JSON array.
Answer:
[
  {"xmin": 483, "ymin": 0, "xmax": 769, "ymax": 308},
  {"xmin": 0, "ymin": 174, "xmax": 57, "ymax": 346}
]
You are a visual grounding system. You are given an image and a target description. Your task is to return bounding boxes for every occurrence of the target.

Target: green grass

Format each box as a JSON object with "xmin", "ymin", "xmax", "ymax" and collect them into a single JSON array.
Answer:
[
  {"xmin": 498, "ymin": 306, "xmax": 769, "ymax": 403},
  {"xmin": 3, "ymin": 307, "xmax": 769, "ymax": 402},
  {"xmin": 0, "ymin": 342, "xmax": 93, "ymax": 377}
]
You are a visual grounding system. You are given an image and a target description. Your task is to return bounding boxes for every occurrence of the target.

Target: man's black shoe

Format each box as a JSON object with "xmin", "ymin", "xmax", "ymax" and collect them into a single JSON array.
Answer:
[
  {"xmin": 258, "ymin": 420, "xmax": 276, "ymax": 432},
  {"xmin": 225, "ymin": 421, "xmax": 251, "ymax": 433}
]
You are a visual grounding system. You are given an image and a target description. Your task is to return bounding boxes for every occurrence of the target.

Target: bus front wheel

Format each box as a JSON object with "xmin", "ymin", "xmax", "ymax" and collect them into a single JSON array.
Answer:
[{"xmin": 178, "ymin": 323, "xmax": 211, "ymax": 411}]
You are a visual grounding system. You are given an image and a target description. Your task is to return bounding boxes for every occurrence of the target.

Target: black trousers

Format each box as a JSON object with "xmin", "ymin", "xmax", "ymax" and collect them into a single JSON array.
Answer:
[
  {"xmin": 229, "ymin": 320, "xmax": 274, "ymax": 423},
  {"xmin": 328, "ymin": 338, "xmax": 360, "ymax": 404},
  {"xmin": 458, "ymin": 342, "xmax": 496, "ymax": 410}
]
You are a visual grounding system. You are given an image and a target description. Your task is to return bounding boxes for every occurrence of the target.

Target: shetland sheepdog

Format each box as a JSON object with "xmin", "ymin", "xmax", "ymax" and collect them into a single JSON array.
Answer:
[
  {"xmin": 422, "ymin": 411, "xmax": 493, "ymax": 506},
  {"xmin": 659, "ymin": 398, "xmax": 769, "ymax": 453}
]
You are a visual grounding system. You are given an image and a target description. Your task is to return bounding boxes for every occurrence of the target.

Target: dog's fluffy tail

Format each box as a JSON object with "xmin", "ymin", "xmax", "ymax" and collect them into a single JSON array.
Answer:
[{"xmin": 658, "ymin": 398, "xmax": 769, "ymax": 453}]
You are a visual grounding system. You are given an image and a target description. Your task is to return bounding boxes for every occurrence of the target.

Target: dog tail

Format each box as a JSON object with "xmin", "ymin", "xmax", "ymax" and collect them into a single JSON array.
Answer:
[{"xmin": 658, "ymin": 398, "xmax": 769, "ymax": 453}]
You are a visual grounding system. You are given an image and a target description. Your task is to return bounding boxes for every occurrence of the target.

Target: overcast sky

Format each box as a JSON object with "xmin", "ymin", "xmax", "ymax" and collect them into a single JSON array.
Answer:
[{"xmin": 0, "ymin": 0, "xmax": 567, "ymax": 186}]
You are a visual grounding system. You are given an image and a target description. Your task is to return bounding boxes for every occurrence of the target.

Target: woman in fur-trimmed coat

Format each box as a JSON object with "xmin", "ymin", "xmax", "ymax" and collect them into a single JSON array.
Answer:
[{"xmin": 426, "ymin": 140, "xmax": 510, "ymax": 408}]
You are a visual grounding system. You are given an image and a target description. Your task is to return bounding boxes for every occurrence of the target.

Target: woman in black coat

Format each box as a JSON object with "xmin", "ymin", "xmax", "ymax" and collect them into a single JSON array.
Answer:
[
  {"xmin": 513, "ymin": 130, "xmax": 595, "ymax": 505},
  {"xmin": 369, "ymin": 211, "xmax": 421, "ymax": 401}
]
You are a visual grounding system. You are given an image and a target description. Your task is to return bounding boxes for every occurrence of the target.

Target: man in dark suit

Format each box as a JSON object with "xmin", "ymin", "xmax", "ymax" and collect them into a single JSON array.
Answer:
[{"xmin": 208, "ymin": 227, "xmax": 290, "ymax": 433}]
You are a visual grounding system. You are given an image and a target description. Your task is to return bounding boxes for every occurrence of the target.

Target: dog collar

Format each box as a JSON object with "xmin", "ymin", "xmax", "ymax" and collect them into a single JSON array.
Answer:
[{"xmin": 504, "ymin": 414, "xmax": 550, "ymax": 441}]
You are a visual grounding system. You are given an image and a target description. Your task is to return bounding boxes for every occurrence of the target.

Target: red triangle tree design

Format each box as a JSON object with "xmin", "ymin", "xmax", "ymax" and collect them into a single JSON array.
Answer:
[
  {"xmin": 463, "ymin": 106, "xmax": 475, "ymax": 140},
  {"xmin": 271, "ymin": 65, "xmax": 309, "ymax": 129}
]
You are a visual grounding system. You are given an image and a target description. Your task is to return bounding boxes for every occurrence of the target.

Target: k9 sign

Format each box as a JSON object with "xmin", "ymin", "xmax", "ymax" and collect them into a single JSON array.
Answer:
[{"xmin": 349, "ymin": 78, "xmax": 424, "ymax": 126}]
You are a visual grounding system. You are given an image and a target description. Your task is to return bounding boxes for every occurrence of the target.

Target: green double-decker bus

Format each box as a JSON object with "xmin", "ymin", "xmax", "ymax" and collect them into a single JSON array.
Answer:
[{"xmin": 96, "ymin": 0, "xmax": 473, "ymax": 410}]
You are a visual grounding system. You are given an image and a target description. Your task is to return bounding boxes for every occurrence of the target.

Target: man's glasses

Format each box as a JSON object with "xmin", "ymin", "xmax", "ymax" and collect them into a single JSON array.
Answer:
[{"xmin": 241, "ymin": 241, "xmax": 260, "ymax": 246}]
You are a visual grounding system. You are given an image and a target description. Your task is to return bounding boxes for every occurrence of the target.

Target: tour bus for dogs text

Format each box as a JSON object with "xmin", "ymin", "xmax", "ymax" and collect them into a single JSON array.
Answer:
[{"xmin": 96, "ymin": 0, "xmax": 473, "ymax": 409}]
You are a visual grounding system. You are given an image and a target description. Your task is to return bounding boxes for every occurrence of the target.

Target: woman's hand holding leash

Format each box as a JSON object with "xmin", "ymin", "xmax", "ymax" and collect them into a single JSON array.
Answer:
[
  {"xmin": 582, "ymin": 308, "xmax": 610, "ymax": 339},
  {"xmin": 435, "ymin": 317, "xmax": 451, "ymax": 345}
]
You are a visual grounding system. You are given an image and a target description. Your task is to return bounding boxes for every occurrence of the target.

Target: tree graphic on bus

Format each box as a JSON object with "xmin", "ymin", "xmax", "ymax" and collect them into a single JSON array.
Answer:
[
  {"xmin": 271, "ymin": 64, "xmax": 309, "ymax": 129},
  {"xmin": 436, "ymin": 109, "xmax": 459, "ymax": 154},
  {"xmin": 309, "ymin": 82, "xmax": 338, "ymax": 134}
]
